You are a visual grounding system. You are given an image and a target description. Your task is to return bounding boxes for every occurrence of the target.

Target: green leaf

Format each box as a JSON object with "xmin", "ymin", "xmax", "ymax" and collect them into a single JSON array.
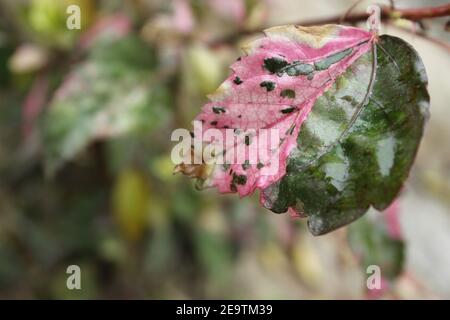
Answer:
[
  {"xmin": 42, "ymin": 36, "xmax": 170, "ymax": 175},
  {"xmin": 194, "ymin": 230, "xmax": 232, "ymax": 285},
  {"xmin": 348, "ymin": 212, "xmax": 404, "ymax": 280},
  {"xmin": 262, "ymin": 35, "xmax": 430, "ymax": 235}
]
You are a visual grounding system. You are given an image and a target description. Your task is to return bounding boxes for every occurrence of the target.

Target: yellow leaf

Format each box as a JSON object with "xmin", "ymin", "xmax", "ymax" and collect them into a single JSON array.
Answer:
[
  {"xmin": 28, "ymin": 0, "xmax": 95, "ymax": 47},
  {"xmin": 291, "ymin": 236, "xmax": 324, "ymax": 288},
  {"xmin": 186, "ymin": 45, "xmax": 222, "ymax": 95},
  {"xmin": 112, "ymin": 168, "xmax": 150, "ymax": 242}
]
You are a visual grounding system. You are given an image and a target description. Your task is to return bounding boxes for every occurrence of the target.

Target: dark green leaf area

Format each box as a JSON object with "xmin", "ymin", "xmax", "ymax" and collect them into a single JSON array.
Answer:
[
  {"xmin": 233, "ymin": 76, "xmax": 243, "ymax": 85},
  {"xmin": 260, "ymin": 81, "xmax": 276, "ymax": 91},
  {"xmin": 212, "ymin": 106, "xmax": 226, "ymax": 114},
  {"xmin": 244, "ymin": 135, "xmax": 251, "ymax": 145},
  {"xmin": 232, "ymin": 173, "xmax": 247, "ymax": 185},
  {"xmin": 263, "ymin": 57, "xmax": 289, "ymax": 73},
  {"xmin": 348, "ymin": 214, "xmax": 404, "ymax": 280},
  {"xmin": 280, "ymin": 89, "xmax": 296, "ymax": 99},
  {"xmin": 264, "ymin": 56, "xmax": 315, "ymax": 77},
  {"xmin": 280, "ymin": 106, "xmax": 296, "ymax": 114},
  {"xmin": 262, "ymin": 35, "xmax": 429, "ymax": 235}
]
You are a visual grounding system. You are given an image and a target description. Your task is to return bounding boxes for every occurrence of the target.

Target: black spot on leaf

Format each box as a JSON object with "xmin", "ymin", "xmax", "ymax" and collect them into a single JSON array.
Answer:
[
  {"xmin": 212, "ymin": 106, "xmax": 226, "ymax": 114},
  {"xmin": 263, "ymin": 57, "xmax": 289, "ymax": 74},
  {"xmin": 260, "ymin": 81, "xmax": 276, "ymax": 92},
  {"xmin": 287, "ymin": 124, "xmax": 296, "ymax": 135},
  {"xmin": 242, "ymin": 160, "xmax": 250, "ymax": 170},
  {"xmin": 281, "ymin": 106, "xmax": 297, "ymax": 114},
  {"xmin": 233, "ymin": 76, "xmax": 243, "ymax": 85},
  {"xmin": 280, "ymin": 89, "xmax": 295, "ymax": 98},
  {"xmin": 232, "ymin": 173, "xmax": 247, "ymax": 185}
]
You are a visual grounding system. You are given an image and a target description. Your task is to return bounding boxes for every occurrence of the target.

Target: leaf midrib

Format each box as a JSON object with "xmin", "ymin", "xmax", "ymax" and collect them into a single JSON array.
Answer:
[{"xmin": 291, "ymin": 41, "xmax": 379, "ymax": 171}]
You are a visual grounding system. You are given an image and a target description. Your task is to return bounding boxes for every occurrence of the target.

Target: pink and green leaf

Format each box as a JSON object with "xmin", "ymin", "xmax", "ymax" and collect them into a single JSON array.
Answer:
[{"xmin": 178, "ymin": 24, "xmax": 429, "ymax": 235}]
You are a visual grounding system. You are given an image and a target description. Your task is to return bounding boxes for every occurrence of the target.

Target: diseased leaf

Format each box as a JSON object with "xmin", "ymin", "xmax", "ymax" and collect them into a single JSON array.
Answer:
[
  {"xmin": 189, "ymin": 25, "xmax": 374, "ymax": 195},
  {"xmin": 177, "ymin": 25, "xmax": 429, "ymax": 235},
  {"xmin": 262, "ymin": 35, "xmax": 429, "ymax": 235}
]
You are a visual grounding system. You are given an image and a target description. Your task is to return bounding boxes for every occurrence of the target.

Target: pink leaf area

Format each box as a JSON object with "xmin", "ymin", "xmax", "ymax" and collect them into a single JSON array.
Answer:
[
  {"xmin": 383, "ymin": 198, "xmax": 402, "ymax": 240},
  {"xmin": 183, "ymin": 25, "xmax": 375, "ymax": 198}
]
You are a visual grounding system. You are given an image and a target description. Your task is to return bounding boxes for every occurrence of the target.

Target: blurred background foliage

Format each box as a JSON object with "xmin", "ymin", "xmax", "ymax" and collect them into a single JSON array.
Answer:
[{"xmin": 0, "ymin": 0, "xmax": 449, "ymax": 299}]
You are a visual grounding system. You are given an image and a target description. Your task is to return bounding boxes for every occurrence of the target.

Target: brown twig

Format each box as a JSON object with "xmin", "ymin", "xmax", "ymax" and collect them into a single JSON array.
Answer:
[
  {"xmin": 339, "ymin": 0, "xmax": 365, "ymax": 24},
  {"xmin": 209, "ymin": 3, "xmax": 450, "ymax": 47},
  {"xmin": 297, "ymin": 3, "xmax": 450, "ymax": 26}
]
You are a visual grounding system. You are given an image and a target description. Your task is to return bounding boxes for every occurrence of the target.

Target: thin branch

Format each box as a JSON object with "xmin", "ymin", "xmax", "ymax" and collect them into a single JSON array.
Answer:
[
  {"xmin": 209, "ymin": 3, "xmax": 450, "ymax": 47},
  {"xmin": 297, "ymin": 3, "xmax": 450, "ymax": 26},
  {"xmin": 340, "ymin": 0, "xmax": 365, "ymax": 24}
]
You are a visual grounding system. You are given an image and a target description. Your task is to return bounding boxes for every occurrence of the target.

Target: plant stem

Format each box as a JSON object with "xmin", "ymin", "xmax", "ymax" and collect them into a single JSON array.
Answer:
[
  {"xmin": 301, "ymin": 3, "xmax": 450, "ymax": 26},
  {"xmin": 209, "ymin": 3, "xmax": 450, "ymax": 46}
]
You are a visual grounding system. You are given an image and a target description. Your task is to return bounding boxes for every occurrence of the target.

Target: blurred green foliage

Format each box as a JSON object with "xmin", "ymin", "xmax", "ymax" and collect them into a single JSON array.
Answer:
[
  {"xmin": 348, "ymin": 213, "xmax": 404, "ymax": 280},
  {"xmin": 42, "ymin": 35, "xmax": 170, "ymax": 174},
  {"xmin": 0, "ymin": 0, "xmax": 407, "ymax": 299}
]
